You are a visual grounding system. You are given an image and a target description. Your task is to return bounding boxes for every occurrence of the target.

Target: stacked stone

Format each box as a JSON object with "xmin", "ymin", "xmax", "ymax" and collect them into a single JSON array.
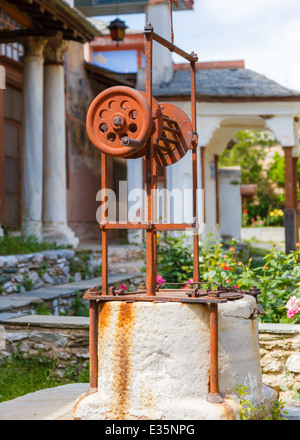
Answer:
[
  {"xmin": 0, "ymin": 250, "xmax": 98, "ymax": 295},
  {"xmin": 259, "ymin": 323, "xmax": 300, "ymax": 401},
  {"xmin": 1, "ymin": 316, "xmax": 89, "ymax": 378}
]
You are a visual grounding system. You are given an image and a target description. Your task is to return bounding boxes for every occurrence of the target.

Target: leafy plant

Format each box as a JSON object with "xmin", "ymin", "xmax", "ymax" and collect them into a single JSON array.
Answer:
[
  {"xmin": 69, "ymin": 291, "xmax": 89, "ymax": 317},
  {"xmin": 236, "ymin": 384, "xmax": 287, "ymax": 420},
  {"xmin": 156, "ymin": 233, "xmax": 193, "ymax": 285},
  {"xmin": 153, "ymin": 233, "xmax": 300, "ymax": 324},
  {"xmin": 0, "ymin": 349, "xmax": 89, "ymax": 403},
  {"xmin": 0, "ymin": 234, "xmax": 68, "ymax": 256},
  {"xmin": 219, "ymin": 130, "xmax": 294, "ymax": 221},
  {"xmin": 23, "ymin": 275, "xmax": 34, "ymax": 292},
  {"xmin": 34, "ymin": 301, "xmax": 52, "ymax": 316}
]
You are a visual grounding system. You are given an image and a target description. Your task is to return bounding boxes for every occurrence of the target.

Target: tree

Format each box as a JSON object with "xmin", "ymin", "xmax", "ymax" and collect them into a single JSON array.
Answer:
[
  {"xmin": 219, "ymin": 130, "xmax": 275, "ymax": 185},
  {"xmin": 219, "ymin": 130, "xmax": 277, "ymax": 220}
]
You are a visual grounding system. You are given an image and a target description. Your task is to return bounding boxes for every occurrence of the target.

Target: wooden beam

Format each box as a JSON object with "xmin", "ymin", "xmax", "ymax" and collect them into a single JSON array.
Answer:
[
  {"xmin": 0, "ymin": 29, "xmax": 61, "ymax": 43},
  {"xmin": 0, "ymin": 0, "xmax": 35, "ymax": 29}
]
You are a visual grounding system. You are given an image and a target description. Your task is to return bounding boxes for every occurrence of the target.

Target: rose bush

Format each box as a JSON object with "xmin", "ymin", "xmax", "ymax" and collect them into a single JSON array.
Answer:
[{"xmin": 154, "ymin": 233, "xmax": 300, "ymax": 324}]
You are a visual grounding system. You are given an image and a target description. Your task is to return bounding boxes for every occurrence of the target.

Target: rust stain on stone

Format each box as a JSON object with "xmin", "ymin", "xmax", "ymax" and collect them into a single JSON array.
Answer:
[
  {"xmin": 221, "ymin": 401, "xmax": 238, "ymax": 420},
  {"xmin": 98, "ymin": 302, "xmax": 111, "ymax": 335},
  {"xmin": 112, "ymin": 302, "xmax": 135, "ymax": 419}
]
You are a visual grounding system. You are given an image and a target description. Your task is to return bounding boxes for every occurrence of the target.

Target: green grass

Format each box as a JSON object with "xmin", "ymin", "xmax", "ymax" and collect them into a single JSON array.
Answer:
[
  {"xmin": 0, "ymin": 350, "xmax": 89, "ymax": 403},
  {"xmin": 0, "ymin": 235, "xmax": 69, "ymax": 256}
]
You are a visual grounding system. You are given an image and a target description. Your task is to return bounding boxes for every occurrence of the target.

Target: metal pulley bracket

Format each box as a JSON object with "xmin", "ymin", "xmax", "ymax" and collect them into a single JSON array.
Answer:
[
  {"xmin": 86, "ymin": 86, "xmax": 193, "ymax": 167},
  {"xmin": 86, "ymin": 86, "xmax": 152, "ymax": 158}
]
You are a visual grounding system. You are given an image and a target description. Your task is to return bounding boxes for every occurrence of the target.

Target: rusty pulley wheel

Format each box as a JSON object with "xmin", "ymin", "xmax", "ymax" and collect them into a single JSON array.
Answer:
[
  {"xmin": 154, "ymin": 103, "xmax": 193, "ymax": 167},
  {"xmin": 86, "ymin": 86, "xmax": 152, "ymax": 158}
]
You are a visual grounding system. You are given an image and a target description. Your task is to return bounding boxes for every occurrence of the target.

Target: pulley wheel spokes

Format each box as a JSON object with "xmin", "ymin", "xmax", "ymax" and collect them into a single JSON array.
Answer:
[{"xmin": 154, "ymin": 103, "xmax": 193, "ymax": 166}]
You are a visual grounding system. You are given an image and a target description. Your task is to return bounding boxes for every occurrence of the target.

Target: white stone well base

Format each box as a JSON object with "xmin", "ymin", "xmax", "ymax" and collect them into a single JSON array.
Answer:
[{"xmin": 73, "ymin": 295, "xmax": 277, "ymax": 420}]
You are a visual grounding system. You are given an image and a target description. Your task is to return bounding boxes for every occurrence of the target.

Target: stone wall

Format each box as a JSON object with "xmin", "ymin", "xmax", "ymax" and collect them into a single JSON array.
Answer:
[
  {"xmin": 1, "ymin": 316, "xmax": 89, "ymax": 378},
  {"xmin": 1, "ymin": 317, "xmax": 300, "ymax": 402},
  {"xmin": 0, "ymin": 249, "xmax": 101, "ymax": 296},
  {"xmin": 259, "ymin": 324, "xmax": 300, "ymax": 401},
  {"xmin": 0, "ymin": 246, "xmax": 145, "ymax": 296}
]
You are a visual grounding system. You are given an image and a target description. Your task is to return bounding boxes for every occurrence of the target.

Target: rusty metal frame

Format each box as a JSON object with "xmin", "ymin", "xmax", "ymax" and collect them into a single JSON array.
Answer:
[{"xmin": 85, "ymin": 23, "xmax": 229, "ymax": 404}]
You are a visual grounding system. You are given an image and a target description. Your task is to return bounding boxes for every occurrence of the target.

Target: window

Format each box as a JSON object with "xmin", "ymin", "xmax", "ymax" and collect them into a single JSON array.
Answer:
[{"xmin": 0, "ymin": 13, "xmax": 24, "ymax": 63}]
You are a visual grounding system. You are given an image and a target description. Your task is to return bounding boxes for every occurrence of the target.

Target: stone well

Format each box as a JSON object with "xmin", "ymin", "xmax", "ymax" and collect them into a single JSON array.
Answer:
[{"xmin": 73, "ymin": 295, "xmax": 277, "ymax": 420}]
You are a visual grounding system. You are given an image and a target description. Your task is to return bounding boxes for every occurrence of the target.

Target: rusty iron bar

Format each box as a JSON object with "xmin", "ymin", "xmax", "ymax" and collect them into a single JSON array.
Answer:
[
  {"xmin": 99, "ymin": 222, "xmax": 197, "ymax": 230},
  {"xmin": 207, "ymin": 303, "xmax": 224, "ymax": 404},
  {"xmin": 101, "ymin": 153, "xmax": 108, "ymax": 296},
  {"xmin": 153, "ymin": 159, "xmax": 158, "ymax": 291},
  {"xmin": 89, "ymin": 299, "xmax": 98, "ymax": 390},
  {"xmin": 190, "ymin": 58, "xmax": 200, "ymax": 284},
  {"xmin": 145, "ymin": 29, "xmax": 156, "ymax": 296},
  {"xmin": 84, "ymin": 290, "xmax": 228, "ymax": 304},
  {"xmin": 144, "ymin": 26, "xmax": 198, "ymax": 63},
  {"xmin": 169, "ymin": 0, "xmax": 174, "ymax": 45}
]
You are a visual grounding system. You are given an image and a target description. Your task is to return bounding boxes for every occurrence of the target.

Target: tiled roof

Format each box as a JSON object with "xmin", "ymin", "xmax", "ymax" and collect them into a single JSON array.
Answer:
[{"xmin": 152, "ymin": 68, "xmax": 300, "ymax": 100}]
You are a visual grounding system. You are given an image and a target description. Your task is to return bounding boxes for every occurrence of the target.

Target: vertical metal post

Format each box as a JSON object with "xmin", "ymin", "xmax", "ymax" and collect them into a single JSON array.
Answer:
[
  {"xmin": 89, "ymin": 300, "xmax": 98, "ymax": 390},
  {"xmin": 153, "ymin": 160, "xmax": 158, "ymax": 287},
  {"xmin": 207, "ymin": 303, "xmax": 224, "ymax": 403},
  {"xmin": 190, "ymin": 58, "xmax": 200, "ymax": 283},
  {"xmin": 101, "ymin": 153, "xmax": 108, "ymax": 295},
  {"xmin": 145, "ymin": 25, "xmax": 156, "ymax": 296}
]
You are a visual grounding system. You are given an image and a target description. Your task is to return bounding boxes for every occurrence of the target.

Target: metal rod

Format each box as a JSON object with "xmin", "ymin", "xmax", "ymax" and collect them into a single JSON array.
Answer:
[
  {"xmin": 190, "ymin": 59, "xmax": 200, "ymax": 283},
  {"xmin": 89, "ymin": 300, "xmax": 98, "ymax": 390},
  {"xmin": 153, "ymin": 160, "xmax": 157, "ymax": 289},
  {"xmin": 144, "ymin": 27, "xmax": 198, "ymax": 63},
  {"xmin": 101, "ymin": 153, "xmax": 108, "ymax": 296},
  {"xmin": 99, "ymin": 222, "xmax": 196, "ymax": 230},
  {"xmin": 210, "ymin": 303, "xmax": 219, "ymax": 395},
  {"xmin": 121, "ymin": 136, "xmax": 143, "ymax": 148},
  {"xmin": 169, "ymin": 0, "xmax": 174, "ymax": 45},
  {"xmin": 145, "ymin": 30, "xmax": 156, "ymax": 296}
]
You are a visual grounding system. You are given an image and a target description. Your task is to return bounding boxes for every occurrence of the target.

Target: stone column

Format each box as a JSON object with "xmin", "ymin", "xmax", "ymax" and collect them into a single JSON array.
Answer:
[
  {"xmin": 21, "ymin": 37, "xmax": 47, "ymax": 240},
  {"xmin": 284, "ymin": 146, "xmax": 299, "ymax": 253},
  {"xmin": 42, "ymin": 38, "xmax": 79, "ymax": 247}
]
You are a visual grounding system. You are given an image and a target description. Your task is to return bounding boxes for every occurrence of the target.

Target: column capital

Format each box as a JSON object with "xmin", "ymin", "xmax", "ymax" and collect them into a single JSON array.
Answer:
[
  {"xmin": 20, "ymin": 36, "xmax": 48, "ymax": 57},
  {"xmin": 44, "ymin": 36, "xmax": 69, "ymax": 65}
]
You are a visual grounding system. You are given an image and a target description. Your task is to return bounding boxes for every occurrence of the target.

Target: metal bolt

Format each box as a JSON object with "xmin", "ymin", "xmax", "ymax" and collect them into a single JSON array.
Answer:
[{"xmin": 113, "ymin": 116, "xmax": 122, "ymax": 126}]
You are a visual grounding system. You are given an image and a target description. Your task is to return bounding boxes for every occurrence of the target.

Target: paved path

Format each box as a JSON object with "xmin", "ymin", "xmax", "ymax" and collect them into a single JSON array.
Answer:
[{"xmin": 0, "ymin": 384, "xmax": 89, "ymax": 420}]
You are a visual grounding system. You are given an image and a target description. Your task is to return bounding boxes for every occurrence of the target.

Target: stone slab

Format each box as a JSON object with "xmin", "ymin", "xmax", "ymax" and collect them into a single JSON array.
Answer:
[
  {"xmin": 0, "ymin": 384, "xmax": 89, "ymax": 420},
  {"xmin": 0, "ymin": 274, "xmax": 139, "ymax": 312},
  {"xmin": 0, "ymin": 312, "xmax": 28, "ymax": 323},
  {"xmin": 0, "ymin": 383, "xmax": 298, "ymax": 420},
  {"xmin": 259, "ymin": 323, "xmax": 300, "ymax": 334},
  {"xmin": 2, "ymin": 315, "xmax": 89, "ymax": 329},
  {"xmin": 0, "ymin": 295, "xmax": 42, "ymax": 312}
]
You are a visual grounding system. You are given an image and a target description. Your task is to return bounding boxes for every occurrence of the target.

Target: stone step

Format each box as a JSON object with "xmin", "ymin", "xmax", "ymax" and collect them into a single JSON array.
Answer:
[{"xmin": 0, "ymin": 273, "xmax": 144, "ymax": 321}]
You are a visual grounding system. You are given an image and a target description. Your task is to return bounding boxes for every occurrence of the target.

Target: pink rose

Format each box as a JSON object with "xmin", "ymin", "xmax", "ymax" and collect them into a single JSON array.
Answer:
[
  {"xmin": 286, "ymin": 296, "xmax": 300, "ymax": 313},
  {"xmin": 287, "ymin": 309, "xmax": 298, "ymax": 319},
  {"xmin": 119, "ymin": 283, "xmax": 127, "ymax": 290},
  {"xmin": 157, "ymin": 275, "xmax": 165, "ymax": 284}
]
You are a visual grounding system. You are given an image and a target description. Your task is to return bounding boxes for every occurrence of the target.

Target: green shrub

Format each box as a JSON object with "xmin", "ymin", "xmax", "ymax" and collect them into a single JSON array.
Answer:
[
  {"xmin": 154, "ymin": 233, "xmax": 300, "ymax": 324},
  {"xmin": 0, "ymin": 234, "xmax": 67, "ymax": 256}
]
